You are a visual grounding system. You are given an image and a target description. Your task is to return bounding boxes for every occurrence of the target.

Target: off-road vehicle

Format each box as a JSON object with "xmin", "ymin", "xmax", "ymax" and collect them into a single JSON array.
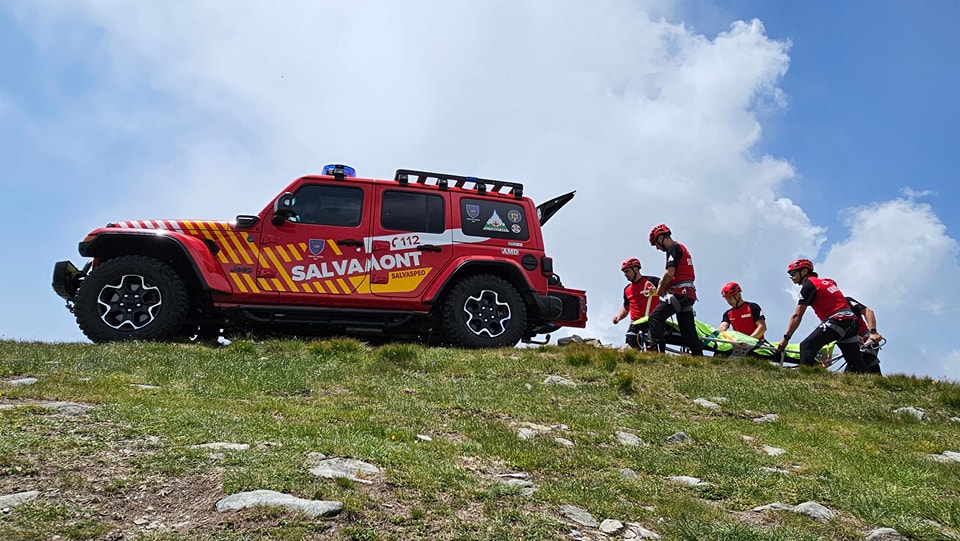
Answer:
[{"xmin": 53, "ymin": 165, "xmax": 587, "ymax": 347}]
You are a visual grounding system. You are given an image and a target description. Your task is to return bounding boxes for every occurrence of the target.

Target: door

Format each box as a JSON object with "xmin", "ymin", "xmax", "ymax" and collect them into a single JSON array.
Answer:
[
  {"xmin": 367, "ymin": 187, "xmax": 452, "ymax": 299},
  {"xmin": 257, "ymin": 182, "xmax": 369, "ymax": 307}
]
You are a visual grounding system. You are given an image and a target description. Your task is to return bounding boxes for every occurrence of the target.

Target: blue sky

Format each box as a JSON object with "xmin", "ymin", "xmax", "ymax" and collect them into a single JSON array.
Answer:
[
  {"xmin": 2, "ymin": 1, "xmax": 958, "ymax": 381},
  {"xmin": 696, "ymin": 0, "xmax": 960, "ymax": 236}
]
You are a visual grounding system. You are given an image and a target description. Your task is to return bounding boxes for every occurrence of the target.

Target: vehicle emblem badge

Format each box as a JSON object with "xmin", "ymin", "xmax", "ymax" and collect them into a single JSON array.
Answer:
[
  {"xmin": 465, "ymin": 204, "xmax": 481, "ymax": 221},
  {"xmin": 309, "ymin": 239, "xmax": 326, "ymax": 256}
]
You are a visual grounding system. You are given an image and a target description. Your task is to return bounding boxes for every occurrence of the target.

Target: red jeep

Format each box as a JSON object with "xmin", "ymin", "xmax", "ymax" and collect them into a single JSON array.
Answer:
[{"xmin": 52, "ymin": 166, "xmax": 587, "ymax": 348}]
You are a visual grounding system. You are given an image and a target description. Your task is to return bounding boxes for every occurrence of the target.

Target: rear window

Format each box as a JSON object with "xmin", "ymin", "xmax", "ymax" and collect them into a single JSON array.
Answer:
[
  {"xmin": 460, "ymin": 198, "xmax": 529, "ymax": 241},
  {"xmin": 381, "ymin": 190, "xmax": 445, "ymax": 233}
]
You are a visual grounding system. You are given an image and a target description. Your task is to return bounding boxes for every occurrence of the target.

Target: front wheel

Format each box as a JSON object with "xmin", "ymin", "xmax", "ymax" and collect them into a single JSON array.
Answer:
[
  {"xmin": 74, "ymin": 255, "xmax": 189, "ymax": 343},
  {"xmin": 441, "ymin": 274, "xmax": 527, "ymax": 348}
]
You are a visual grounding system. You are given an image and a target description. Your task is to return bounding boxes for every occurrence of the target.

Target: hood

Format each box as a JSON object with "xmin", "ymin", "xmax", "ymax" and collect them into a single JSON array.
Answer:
[{"xmin": 106, "ymin": 219, "xmax": 235, "ymax": 232}]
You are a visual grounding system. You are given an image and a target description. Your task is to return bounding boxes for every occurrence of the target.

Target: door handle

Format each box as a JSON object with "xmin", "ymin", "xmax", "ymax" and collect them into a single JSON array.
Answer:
[
  {"xmin": 417, "ymin": 244, "xmax": 442, "ymax": 253},
  {"xmin": 337, "ymin": 239, "xmax": 364, "ymax": 247}
]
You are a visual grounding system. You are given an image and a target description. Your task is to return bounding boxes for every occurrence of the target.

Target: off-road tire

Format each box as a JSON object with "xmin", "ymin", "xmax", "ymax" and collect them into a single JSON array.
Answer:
[
  {"xmin": 441, "ymin": 274, "xmax": 526, "ymax": 348},
  {"xmin": 74, "ymin": 255, "xmax": 189, "ymax": 343}
]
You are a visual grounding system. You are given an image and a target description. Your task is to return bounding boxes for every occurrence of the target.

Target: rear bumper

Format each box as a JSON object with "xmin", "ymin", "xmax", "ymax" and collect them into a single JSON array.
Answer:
[
  {"xmin": 541, "ymin": 286, "xmax": 587, "ymax": 328},
  {"xmin": 52, "ymin": 260, "xmax": 85, "ymax": 301}
]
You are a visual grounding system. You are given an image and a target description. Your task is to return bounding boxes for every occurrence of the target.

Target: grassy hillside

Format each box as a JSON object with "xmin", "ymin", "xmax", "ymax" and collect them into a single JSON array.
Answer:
[{"xmin": 1, "ymin": 339, "xmax": 959, "ymax": 540}]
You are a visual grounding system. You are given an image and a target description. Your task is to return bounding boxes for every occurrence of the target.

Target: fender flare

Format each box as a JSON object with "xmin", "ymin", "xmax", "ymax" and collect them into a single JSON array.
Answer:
[
  {"xmin": 423, "ymin": 258, "xmax": 537, "ymax": 305},
  {"xmin": 79, "ymin": 229, "xmax": 232, "ymax": 294}
]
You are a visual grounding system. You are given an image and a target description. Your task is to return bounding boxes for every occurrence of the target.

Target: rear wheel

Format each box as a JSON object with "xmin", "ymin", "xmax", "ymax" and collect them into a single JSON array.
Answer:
[
  {"xmin": 74, "ymin": 256, "xmax": 189, "ymax": 343},
  {"xmin": 441, "ymin": 274, "xmax": 526, "ymax": 348}
]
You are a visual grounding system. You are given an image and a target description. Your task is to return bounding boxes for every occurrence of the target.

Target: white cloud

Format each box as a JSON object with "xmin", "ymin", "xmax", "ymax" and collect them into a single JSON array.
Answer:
[
  {"xmin": 7, "ymin": 2, "xmax": 959, "ymax": 380},
  {"xmin": 821, "ymin": 197, "xmax": 960, "ymax": 381},
  {"xmin": 901, "ymin": 187, "xmax": 935, "ymax": 198}
]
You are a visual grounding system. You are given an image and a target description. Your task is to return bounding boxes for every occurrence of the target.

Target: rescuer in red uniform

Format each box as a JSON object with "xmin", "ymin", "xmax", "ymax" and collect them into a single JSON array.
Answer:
[
  {"xmin": 612, "ymin": 257, "xmax": 660, "ymax": 349},
  {"xmin": 776, "ymin": 259, "xmax": 868, "ymax": 372},
  {"xmin": 717, "ymin": 281, "xmax": 767, "ymax": 340},
  {"xmin": 647, "ymin": 224, "xmax": 702, "ymax": 356}
]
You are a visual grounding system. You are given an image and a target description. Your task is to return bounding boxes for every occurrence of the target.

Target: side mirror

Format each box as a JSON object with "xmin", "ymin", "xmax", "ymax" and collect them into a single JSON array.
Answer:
[{"xmin": 272, "ymin": 192, "xmax": 296, "ymax": 225}]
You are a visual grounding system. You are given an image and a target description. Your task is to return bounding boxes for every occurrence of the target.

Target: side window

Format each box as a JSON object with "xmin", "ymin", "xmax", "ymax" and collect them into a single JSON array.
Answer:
[
  {"xmin": 381, "ymin": 190, "xmax": 445, "ymax": 233},
  {"xmin": 291, "ymin": 184, "xmax": 363, "ymax": 227},
  {"xmin": 460, "ymin": 198, "xmax": 529, "ymax": 241}
]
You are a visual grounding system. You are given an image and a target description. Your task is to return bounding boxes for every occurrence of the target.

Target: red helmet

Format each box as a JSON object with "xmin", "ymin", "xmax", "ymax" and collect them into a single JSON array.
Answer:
[
  {"xmin": 721, "ymin": 282, "xmax": 741, "ymax": 297},
  {"xmin": 620, "ymin": 257, "xmax": 642, "ymax": 271},
  {"xmin": 787, "ymin": 258, "xmax": 814, "ymax": 274},
  {"xmin": 649, "ymin": 223, "xmax": 671, "ymax": 245}
]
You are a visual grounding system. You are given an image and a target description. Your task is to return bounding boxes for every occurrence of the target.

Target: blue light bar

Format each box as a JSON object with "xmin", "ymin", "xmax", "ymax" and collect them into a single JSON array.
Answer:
[{"xmin": 322, "ymin": 164, "xmax": 356, "ymax": 177}]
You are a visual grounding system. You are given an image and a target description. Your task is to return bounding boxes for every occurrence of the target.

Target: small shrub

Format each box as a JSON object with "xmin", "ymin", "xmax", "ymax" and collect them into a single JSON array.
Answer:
[
  {"xmin": 937, "ymin": 385, "xmax": 960, "ymax": 409},
  {"xmin": 565, "ymin": 350, "xmax": 592, "ymax": 367},
  {"xmin": 62, "ymin": 519, "xmax": 111, "ymax": 539},
  {"xmin": 614, "ymin": 371, "xmax": 636, "ymax": 394},
  {"xmin": 376, "ymin": 344, "xmax": 422, "ymax": 370},
  {"xmin": 345, "ymin": 526, "xmax": 378, "ymax": 541},
  {"xmin": 227, "ymin": 340, "xmax": 258, "ymax": 354},
  {"xmin": 308, "ymin": 338, "xmax": 366, "ymax": 358},
  {"xmin": 598, "ymin": 349, "xmax": 619, "ymax": 371},
  {"xmin": 334, "ymin": 476, "xmax": 355, "ymax": 489}
]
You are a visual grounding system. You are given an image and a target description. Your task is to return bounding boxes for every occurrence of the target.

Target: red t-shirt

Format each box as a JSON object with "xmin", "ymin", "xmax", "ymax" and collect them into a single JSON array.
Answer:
[
  {"xmin": 721, "ymin": 301, "xmax": 765, "ymax": 339},
  {"xmin": 799, "ymin": 277, "xmax": 852, "ymax": 322},
  {"xmin": 664, "ymin": 242, "xmax": 695, "ymax": 287},
  {"xmin": 624, "ymin": 276, "xmax": 660, "ymax": 320}
]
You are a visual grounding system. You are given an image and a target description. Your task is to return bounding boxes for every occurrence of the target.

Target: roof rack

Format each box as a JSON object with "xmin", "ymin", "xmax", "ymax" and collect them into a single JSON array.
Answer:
[{"xmin": 394, "ymin": 169, "xmax": 524, "ymax": 200}]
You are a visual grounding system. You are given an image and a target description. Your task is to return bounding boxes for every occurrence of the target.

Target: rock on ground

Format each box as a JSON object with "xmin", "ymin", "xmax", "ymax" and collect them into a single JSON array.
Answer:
[
  {"xmin": 866, "ymin": 527, "xmax": 909, "ymax": 541},
  {"xmin": 0, "ymin": 491, "xmax": 40, "ymax": 508},
  {"xmin": 215, "ymin": 490, "xmax": 342, "ymax": 518},
  {"xmin": 559, "ymin": 504, "xmax": 599, "ymax": 528},
  {"xmin": 793, "ymin": 501, "xmax": 834, "ymax": 522},
  {"xmin": 308, "ymin": 457, "xmax": 381, "ymax": 484}
]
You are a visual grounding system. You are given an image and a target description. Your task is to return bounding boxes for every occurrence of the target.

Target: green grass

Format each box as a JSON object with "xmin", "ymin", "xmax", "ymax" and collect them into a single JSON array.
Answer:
[{"xmin": 1, "ymin": 339, "xmax": 959, "ymax": 540}]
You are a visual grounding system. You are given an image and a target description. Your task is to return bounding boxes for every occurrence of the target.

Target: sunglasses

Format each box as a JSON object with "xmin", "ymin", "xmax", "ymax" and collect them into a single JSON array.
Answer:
[{"xmin": 787, "ymin": 270, "xmax": 801, "ymax": 277}]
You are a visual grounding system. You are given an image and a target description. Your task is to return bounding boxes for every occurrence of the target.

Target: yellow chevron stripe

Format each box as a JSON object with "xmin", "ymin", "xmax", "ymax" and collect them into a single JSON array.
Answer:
[
  {"xmin": 271, "ymin": 278, "xmax": 284, "ymax": 291},
  {"xmin": 286, "ymin": 243, "xmax": 303, "ymax": 260},
  {"xmin": 209, "ymin": 231, "xmax": 241, "ymax": 264},
  {"xmin": 228, "ymin": 233, "xmax": 255, "ymax": 265},
  {"xmin": 325, "ymin": 280, "xmax": 340, "ymax": 294},
  {"xmin": 271, "ymin": 251, "xmax": 300, "ymax": 292},
  {"xmin": 242, "ymin": 273, "xmax": 259, "ymax": 293},
  {"xmin": 212, "ymin": 231, "xmax": 240, "ymax": 265},
  {"xmin": 247, "ymin": 238, "xmax": 267, "ymax": 268},
  {"xmin": 274, "ymin": 245, "xmax": 293, "ymax": 263},
  {"xmin": 312, "ymin": 281, "xmax": 326, "ymax": 293},
  {"xmin": 336, "ymin": 278, "xmax": 351, "ymax": 293},
  {"xmin": 230, "ymin": 273, "xmax": 248, "ymax": 293},
  {"xmin": 263, "ymin": 248, "xmax": 300, "ymax": 292},
  {"xmin": 327, "ymin": 239, "xmax": 343, "ymax": 256}
]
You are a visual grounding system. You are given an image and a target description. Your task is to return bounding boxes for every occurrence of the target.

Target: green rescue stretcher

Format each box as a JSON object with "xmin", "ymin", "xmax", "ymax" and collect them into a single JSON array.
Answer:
[{"xmin": 631, "ymin": 316, "xmax": 836, "ymax": 365}]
